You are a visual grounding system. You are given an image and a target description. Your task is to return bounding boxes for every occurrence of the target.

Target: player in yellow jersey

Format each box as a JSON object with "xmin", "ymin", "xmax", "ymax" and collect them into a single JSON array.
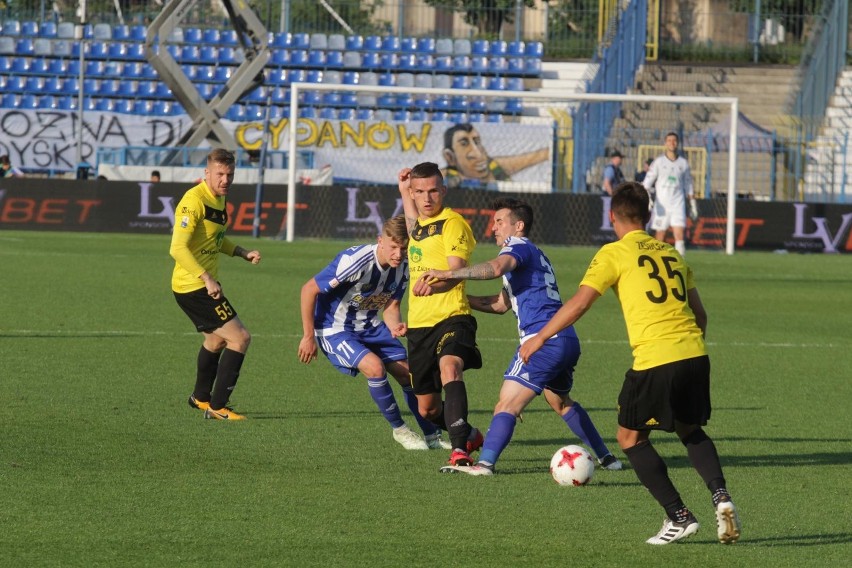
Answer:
[
  {"xmin": 170, "ymin": 148, "xmax": 261, "ymax": 421},
  {"xmin": 520, "ymin": 182, "xmax": 740, "ymax": 546},
  {"xmin": 397, "ymin": 162, "xmax": 484, "ymax": 468}
]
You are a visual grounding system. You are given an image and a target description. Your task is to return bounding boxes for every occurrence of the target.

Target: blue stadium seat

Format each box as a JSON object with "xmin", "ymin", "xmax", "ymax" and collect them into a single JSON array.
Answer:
[
  {"xmin": 267, "ymin": 68, "xmax": 288, "ymax": 85},
  {"xmin": 103, "ymin": 61, "xmax": 122, "ymax": 78},
  {"xmin": 132, "ymin": 100, "xmax": 152, "ymax": 114},
  {"xmin": 410, "ymin": 109, "xmax": 427, "ymax": 121},
  {"xmin": 20, "ymin": 94, "xmax": 38, "ymax": 108},
  {"xmin": 180, "ymin": 45, "xmax": 200, "ymax": 63},
  {"xmin": 214, "ymin": 66, "xmax": 233, "ymax": 83},
  {"xmin": 118, "ymin": 80, "xmax": 136, "ymax": 97},
  {"xmin": 355, "ymin": 109, "xmax": 373, "ymax": 120},
  {"xmin": 289, "ymin": 50, "xmax": 309, "ymax": 67},
  {"xmin": 432, "ymin": 95, "xmax": 451, "ymax": 111},
  {"xmin": 196, "ymin": 65, "xmax": 216, "ymax": 82},
  {"xmin": 364, "ymin": 36, "xmax": 382, "ymax": 51},
  {"xmin": 5, "ymin": 21, "xmax": 24, "ymax": 36},
  {"xmin": 400, "ymin": 37, "xmax": 416, "ymax": 53},
  {"xmin": 451, "ymin": 75, "xmax": 470, "ymax": 90},
  {"xmin": 416, "ymin": 37, "xmax": 435, "ymax": 54},
  {"xmin": 377, "ymin": 92, "xmax": 395, "ymax": 108},
  {"xmin": 65, "ymin": 59, "xmax": 80, "ymax": 76},
  {"xmin": 0, "ymin": 93, "xmax": 17, "ymax": 108},
  {"xmin": 434, "ymin": 56, "xmax": 453, "ymax": 72},
  {"xmin": 486, "ymin": 113, "xmax": 503, "ymax": 123},
  {"xmin": 291, "ymin": 33, "xmax": 310, "ymax": 49},
  {"xmin": 507, "ymin": 57, "xmax": 524, "ymax": 75},
  {"xmin": 197, "ymin": 83, "xmax": 215, "ymax": 99},
  {"xmin": 450, "ymin": 96, "xmax": 468, "ymax": 111},
  {"xmin": 326, "ymin": 51, "xmax": 343, "ymax": 68},
  {"xmin": 380, "ymin": 53, "xmax": 398, "ymax": 69},
  {"xmin": 524, "ymin": 58, "xmax": 541, "ymax": 76},
  {"xmin": 82, "ymin": 98, "xmax": 98, "ymax": 111},
  {"xmin": 507, "ymin": 41, "xmax": 525, "ymax": 57},
  {"xmin": 288, "ymin": 69, "xmax": 307, "ymax": 84},
  {"xmin": 140, "ymin": 63, "xmax": 158, "ymax": 79},
  {"xmin": 111, "ymin": 99, "xmax": 131, "ymax": 113},
  {"xmin": 377, "ymin": 72, "xmax": 394, "ymax": 87},
  {"xmin": 308, "ymin": 50, "xmax": 326, "ymax": 67},
  {"xmin": 199, "ymin": 45, "xmax": 217, "ymax": 64},
  {"xmin": 82, "ymin": 78, "xmax": 98, "ymax": 95},
  {"xmin": 337, "ymin": 107, "xmax": 355, "ymax": 120},
  {"xmin": 299, "ymin": 106, "xmax": 317, "ymax": 119},
  {"xmin": 340, "ymin": 92, "xmax": 357, "ymax": 107},
  {"xmin": 40, "ymin": 21, "xmax": 57, "ymax": 38},
  {"xmin": 244, "ymin": 104, "xmax": 264, "ymax": 120},
  {"xmin": 136, "ymin": 81, "xmax": 157, "ymax": 97},
  {"xmin": 448, "ymin": 112, "xmax": 468, "ymax": 124},
  {"xmin": 319, "ymin": 107, "xmax": 336, "ymax": 120},
  {"xmin": 506, "ymin": 77, "xmax": 525, "ymax": 92},
  {"xmin": 490, "ymin": 41, "xmax": 507, "ymax": 57},
  {"xmin": 269, "ymin": 86, "xmax": 288, "ymax": 104},
  {"xmin": 56, "ymin": 96, "xmax": 75, "ymax": 110},
  {"xmin": 151, "ymin": 100, "xmax": 171, "ymax": 116},
  {"xmin": 269, "ymin": 49, "xmax": 289, "ymax": 67},
  {"xmin": 469, "ymin": 75, "xmax": 487, "ymax": 91},
  {"xmin": 525, "ymin": 41, "xmax": 544, "ymax": 58},
  {"xmin": 505, "ymin": 98, "xmax": 523, "ymax": 114},
  {"xmin": 16, "ymin": 38, "xmax": 35, "ymax": 56},
  {"xmin": 95, "ymin": 97, "xmax": 113, "ymax": 112},
  {"xmin": 393, "ymin": 110, "xmax": 411, "ymax": 122},
  {"xmin": 122, "ymin": 62, "xmax": 142, "ymax": 78},
  {"xmin": 60, "ymin": 77, "xmax": 79, "ymax": 95},
  {"xmin": 108, "ymin": 42, "xmax": 129, "ymax": 60},
  {"xmin": 345, "ymin": 35, "xmax": 363, "ymax": 51},
  {"xmin": 24, "ymin": 76, "xmax": 44, "ymax": 93},
  {"xmin": 397, "ymin": 53, "xmax": 417, "ymax": 71},
  {"xmin": 86, "ymin": 60, "xmax": 105, "ymax": 77},
  {"xmin": 396, "ymin": 93, "xmax": 413, "ymax": 108},
  {"xmin": 342, "ymin": 71, "xmax": 359, "ymax": 85},
  {"xmin": 99, "ymin": 79, "xmax": 119, "ymax": 96},
  {"xmin": 271, "ymin": 32, "xmax": 291, "ymax": 49},
  {"xmin": 88, "ymin": 42, "xmax": 109, "ymax": 59},
  {"xmin": 0, "ymin": 56, "xmax": 11, "ymax": 72},
  {"xmin": 468, "ymin": 112, "xmax": 486, "ymax": 123},
  {"xmin": 38, "ymin": 95, "xmax": 57, "ymax": 109},
  {"xmin": 362, "ymin": 52, "xmax": 381, "ymax": 69},
  {"xmin": 471, "ymin": 39, "xmax": 489, "ymax": 56},
  {"xmin": 305, "ymin": 69, "xmax": 323, "ymax": 83},
  {"xmin": 46, "ymin": 59, "xmax": 65, "ymax": 75},
  {"xmin": 471, "ymin": 56, "xmax": 488, "ymax": 74},
  {"xmin": 5, "ymin": 75, "xmax": 24, "ymax": 91},
  {"xmin": 184, "ymin": 28, "xmax": 203, "ymax": 44},
  {"xmin": 451, "ymin": 55, "xmax": 470, "ymax": 72},
  {"xmin": 218, "ymin": 46, "xmax": 239, "ymax": 65},
  {"xmin": 203, "ymin": 28, "xmax": 220, "ymax": 45},
  {"xmin": 130, "ymin": 25, "xmax": 147, "ymax": 42},
  {"xmin": 431, "ymin": 111, "xmax": 449, "ymax": 122},
  {"xmin": 125, "ymin": 43, "xmax": 146, "ymax": 61},
  {"xmin": 488, "ymin": 77, "xmax": 506, "ymax": 91},
  {"xmin": 381, "ymin": 36, "xmax": 400, "ymax": 52},
  {"xmin": 220, "ymin": 29, "xmax": 238, "ymax": 46},
  {"xmin": 155, "ymin": 82, "xmax": 172, "ymax": 98},
  {"xmin": 113, "ymin": 25, "xmax": 130, "ymax": 41},
  {"xmin": 180, "ymin": 64, "xmax": 197, "ymax": 81},
  {"xmin": 416, "ymin": 54, "xmax": 434, "ymax": 72},
  {"xmin": 488, "ymin": 57, "xmax": 508, "ymax": 74},
  {"xmin": 19, "ymin": 21, "xmax": 38, "ymax": 37},
  {"xmin": 245, "ymin": 86, "xmax": 265, "ymax": 103},
  {"xmin": 11, "ymin": 57, "xmax": 29, "ymax": 73}
]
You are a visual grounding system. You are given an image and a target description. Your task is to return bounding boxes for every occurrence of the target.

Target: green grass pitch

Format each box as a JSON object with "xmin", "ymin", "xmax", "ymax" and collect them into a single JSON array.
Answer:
[{"xmin": 1, "ymin": 230, "xmax": 850, "ymax": 567}]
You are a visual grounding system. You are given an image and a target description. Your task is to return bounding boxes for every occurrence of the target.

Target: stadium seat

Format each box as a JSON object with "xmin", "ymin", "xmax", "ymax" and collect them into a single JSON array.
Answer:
[
  {"xmin": 38, "ymin": 95, "xmax": 57, "ymax": 109},
  {"xmin": 245, "ymin": 86, "xmax": 265, "ymax": 103},
  {"xmin": 0, "ymin": 37, "xmax": 14, "ymax": 55},
  {"xmin": 180, "ymin": 45, "xmax": 200, "ymax": 63},
  {"xmin": 508, "ymin": 41, "xmax": 525, "ymax": 57},
  {"xmin": 198, "ymin": 45, "xmax": 217, "ymax": 64},
  {"xmin": 416, "ymin": 54, "xmax": 434, "ymax": 72},
  {"xmin": 214, "ymin": 65, "xmax": 233, "ymax": 83},
  {"xmin": 451, "ymin": 75, "xmax": 470, "ymax": 90},
  {"xmin": 118, "ymin": 79, "xmax": 136, "ymax": 97},
  {"xmin": 362, "ymin": 52, "xmax": 381, "ymax": 69},
  {"xmin": 0, "ymin": 93, "xmax": 17, "ymax": 108},
  {"xmin": 342, "ymin": 71, "xmax": 359, "ymax": 85},
  {"xmin": 24, "ymin": 76, "xmax": 43, "ymax": 93},
  {"xmin": 19, "ymin": 94, "xmax": 38, "ymax": 108},
  {"xmin": 451, "ymin": 55, "xmax": 470, "ymax": 72},
  {"xmin": 168, "ymin": 27, "xmax": 184, "ymax": 44},
  {"xmin": 299, "ymin": 106, "xmax": 317, "ymax": 119},
  {"xmin": 322, "ymin": 91, "xmax": 341, "ymax": 106},
  {"xmin": 244, "ymin": 104, "xmax": 265, "ymax": 120},
  {"xmin": 431, "ymin": 111, "xmax": 449, "ymax": 122},
  {"xmin": 525, "ymin": 41, "xmax": 544, "ymax": 58},
  {"xmin": 21, "ymin": 21, "xmax": 38, "ymax": 36},
  {"xmin": 136, "ymin": 81, "xmax": 157, "ymax": 97},
  {"xmin": 380, "ymin": 53, "xmax": 399, "ymax": 68},
  {"xmin": 337, "ymin": 107, "xmax": 355, "ymax": 120},
  {"xmin": 395, "ymin": 93, "xmax": 413, "ymax": 108},
  {"xmin": 86, "ymin": 60, "xmax": 105, "ymax": 77},
  {"xmin": 270, "ymin": 49, "xmax": 289, "ymax": 67},
  {"xmin": 289, "ymin": 50, "xmax": 309, "ymax": 67},
  {"xmin": 95, "ymin": 97, "xmax": 113, "ymax": 112},
  {"xmin": 488, "ymin": 57, "xmax": 508, "ymax": 74},
  {"xmin": 397, "ymin": 53, "xmax": 417, "ymax": 71},
  {"xmin": 111, "ymin": 99, "xmax": 132, "ymax": 113},
  {"xmin": 396, "ymin": 73, "xmax": 414, "ymax": 89},
  {"xmin": 60, "ymin": 77, "xmax": 79, "ymax": 95},
  {"xmin": 155, "ymin": 82, "xmax": 172, "ymax": 98},
  {"xmin": 220, "ymin": 29, "xmax": 238, "ymax": 46},
  {"xmin": 5, "ymin": 75, "xmax": 24, "ymax": 92},
  {"xmin": 140, "ymin": 63, "xmax": 158, "ymax": 79},
  {"xmin": 197, "ymin": 83, "xmax": 215, "ymax": 99},
  {"xmin": 310, "ymin": 33, "xmax": 328, "ymax": 50},
  {"xmin": 450, "ymin": 95, "xmax": 468, "ymax": 112},
  {"xmin": 377, "ymin": 72, "xmax": 395, "ymax": 87},
  {"xmin": 57, "ymin": 21, "xmax": 75, "ymax": 39},
  {"xmin": 65, "ymin": 59, "xmax": 80, "ymax": 76},
  {"xmin": 489, "ymin": 41, "xmax": 507, "ymax": 57},
  {"xmin": 326, "ymin": 51, "xmax": 343, "ymax": 68},
  {"xmin": 270, "ymin": 32, "xmax": 290, "ymax": 49},
  {"xmin": 218, "ymin": 46, "xmax": 239, "ymax": 65},
  {"xmin": 151, "ymin": 100, "xmax": 171, "ymax": 116},
  {"xmin": 435, "ymin": 38, "xmax": 453, "ymax": 56},
  {"xmin": 16, "ymin": 38, "xmax": 35, "ymax": 56},
  {"xmin": 184, "ymin": 27, "xmax": 202, "ymax": 44},
  {"xmin": 308, "ymin": 50, "xmax": 326, "ymax": 68},
  {"xmin": 46, "ymin": 59, "xmax": 65, "ymax": 75},
  {"xmin": 355, "ymin": 109, "xmax": 373, "ymax": 120},
  {"xmin": 488, "ymin": 77, "xmax": 506, "ymax": 91},
  {"xmin": 202, "ymin": 28, "xmax": 220, "ymax": 45},
  {"xmin": 288, "ymin": 69, "xmax": 307, "ymax": 84},
  {"xmin": 416, "ymin": 37, "xmax": 436, "ymax": 54},
  {"xmin": 269, "ymin": 86, "xmax": 288, "ymax": 104},
  {"xmin": 345, "ymin": 35, "xmax": 363, "ymax": 51},
  {"xmin": 82, "ymin": 78, "xmax": 98, "ymax": 95},
  {"xmin": 434, "ymin": 55, "xmax": 453, "ymax": 72},
  {"xmin": 359, "ymin": 71, "xmax": 378, "ymax": 86},
  {"xmin": 51, "ymin": 39, "xmax": 72, "ymax": 57},
  {"xmin": 40, "ymin": 21, "xmax": 57, "ymax": 38},
  {"xmin": 291, "ymin": 33, "xmax": 310, "ymax": 49},
  {"xmin": 507, "ymin": 57, "xmax": 524, "ymax": 75},
  {"xmin": 56, "ymin": 95, "xmax": 75, "ymax": 110},
  {"xmin": 93, "ymin": 23, "xmax": 112, "ymax": 40},
  {"xmin": 453, "ymin": 39, "xmax": 471, "ymax": 56},
  {"xmin": 113, "ymin": 25, "xmax": 130, "ymax": 41},
  {"xmin": 109, "ymin": 43, "xmax": 129, "ymax": 60},
  {"xmin": 125, "ymin": 43, "xmax": 146, "ymax": 61},
  {"xmin": 410, "ymin": 109, "xmax": 427, "ymax": 121},
  {"xmin": 363, "ymin": 36, "xmax": 382, "ymax": 51},
  {"xmin": 130, "ymin": 25, "xmax": 147, "ymax": 42},
  {"xmin": 472, "ymin": 39, "xmax": 489, "ymax": 56},
  {"xmin": 433, "ymin": 74, "xmax": 452, "ymax": 90},
  {"xmin": 468, "ymin": 112, "xmax": 486, "ymax": 123},
  {"xmin": 400, "ymin": 37, "xmax": 416, "ymax": 53},
  {"xmin": 486, "ymin": 112, "xmax": 503, "ymax": 123},
  {"xmin": 393, "ymin": 110, "xmax": 411, "ymax": 122},
  {"xmin": 524, "ymin": 58, "xmax": 541, "ymax": 76},
  {"xmin": 122, "ymin": 62, "xmax": 142, "ymax": 78},
  {"xmin": 381, "ymin": 36, "xmax": 400, "ymax": 52},
  {"xmin": 0, "ymin": 56, "xmax": 10, "ymax": 72},
  {"xmin": 305, "ymin": 69, "xmax": 323, "ymax": 83},
  {"xmin": 82, "ymin": 96, "xmax": 97, "ymax": 110},
  {"xmin": 414, "ymin": 74, "xmax": 432, "ymax": 89},
  {"xmin": 342, "ymin": 51, "xmax": 362, "ymax": 68},
  {"xmin": 132, "ymin": 100, "xmax": 152, "ymax": 114},
  {"xmin": 506, "ymin": 77, "xmax": 525, "ymax": 92},
  {"xmin": 3, "ymin": 20, "xmax": 21, "ymax": 35},
  {"xmin": 11, "ymin": 57, "xmax": 29, "ymax": 73},
  {"xmin": 88, "ymin": 42, "xmax": 109, "ymax": 59},
  {"xmin": 319, "ymin": 107, "xmax": 336, "ymax": 120},
  {"xmin": 433, "ymin": 95, "xmax": 451, "ymax": 111},
  {"xmin": 104, "ymin": 61, "xmax": 124, "ymax": 78},
  {"xmin": 323, "ymin": 70, "xmax": 342, "ymax": 84},
  {"xmin": 469, "ymin": 75, "xmax": 488, "ymax": 91},
  {"xmin": 33, "ymin": 38, "xmax": 52, "ymax": 56},
  {"xmin": 505, "ymin": 98, "xmax": 523, "ymax": 114},
  {"xmin": 377, "ymin": 92, "xmax": 395, "ymax": 108},
  {"xmin": 356, "ymin": 93, "xmax": 376, "ymax": 107}
]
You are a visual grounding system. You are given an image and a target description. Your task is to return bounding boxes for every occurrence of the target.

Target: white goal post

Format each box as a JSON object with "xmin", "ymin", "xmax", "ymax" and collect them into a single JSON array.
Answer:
[{"xmin": 284, "ymin": 83, "xmax": 739, "ymax": 254}]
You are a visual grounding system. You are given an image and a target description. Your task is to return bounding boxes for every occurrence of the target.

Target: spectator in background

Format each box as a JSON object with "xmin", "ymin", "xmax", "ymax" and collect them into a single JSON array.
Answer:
[
  {"xmin": 1, "ymin": 155, "xmax": 24, "ymax": 178},
  {"xmin": 151, "ymin": 170, "xmax": 161, "ymax": 183},
  {"xmin": 441, "ymin": 123, "xmax": 549, "ymax": 190},
  {"xmin": 601, "ymin": 150, "xmax": 625, "ymax": 196},
  {"xmin": 635, "ymin": 158, "xmax": 653, "ymax": 183}
]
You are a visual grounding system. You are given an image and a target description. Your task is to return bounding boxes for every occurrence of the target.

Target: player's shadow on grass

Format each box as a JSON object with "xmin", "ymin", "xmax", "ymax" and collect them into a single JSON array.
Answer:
[
  {"xmin": 741, "ymin": 532, "xmax": 852, "ymax": 547},
  {"xmin": 246, "ymin": 410, "xmax": 379, "ymax": 420}
]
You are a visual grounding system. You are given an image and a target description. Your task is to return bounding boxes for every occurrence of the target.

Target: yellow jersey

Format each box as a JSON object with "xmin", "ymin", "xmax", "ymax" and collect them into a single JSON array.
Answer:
[
  {"xmin": 169, "ymin": 181, "xmax": 236, "ymax": 293},
  {"xmin": 407, "ymin": 207, "xmax": 475, "ymax": 328},
  {"xmin": 579, "ymin": 230, "xmax": 705, "ymax": 370}
]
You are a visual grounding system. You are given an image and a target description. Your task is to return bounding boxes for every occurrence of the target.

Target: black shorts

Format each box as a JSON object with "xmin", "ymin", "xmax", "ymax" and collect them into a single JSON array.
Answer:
[
  {"xmin": 407, "ymin": 314, "xmax": 482, "ymax": 395},
  {"xmin": 617, "ymin": 355, "xmax": 711, "ymax": 432},
  {"xmin": 174, "ymin": 287, "xmax": 238, "ymax": 333}
]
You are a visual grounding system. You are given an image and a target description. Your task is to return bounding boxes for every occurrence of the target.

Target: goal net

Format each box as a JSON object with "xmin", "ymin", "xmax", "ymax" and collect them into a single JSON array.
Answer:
[{"xmin": 277, "ymin": 82, "xmax": 739, "ymax": 253}]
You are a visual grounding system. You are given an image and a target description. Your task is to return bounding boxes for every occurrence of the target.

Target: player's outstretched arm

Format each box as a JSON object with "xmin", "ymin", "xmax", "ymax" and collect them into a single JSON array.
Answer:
[
  {"xmin": 298, "ymin": 278, "xmax": 321, "ymax": 363},
  {"xmin": 396, "ymin": 167, "xmax": 419, "ymax": 234},
  {"xmin": 519, "ymin": 285, "xmax": 601, "ymax": 363},
  {"xmin": 468, "ymin": 289, "xmax": 511, "ymax": 315},
  {"xmin": 412, "ymin": 255, "xmax": 471, "ymax": 296}
]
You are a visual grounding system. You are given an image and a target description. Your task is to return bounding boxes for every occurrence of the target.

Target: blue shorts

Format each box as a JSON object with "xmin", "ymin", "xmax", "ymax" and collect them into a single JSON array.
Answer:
[
  {"xmin": 504, "ymin": 334, "xmax": 581, "ymax": 395},
  {"xmin": 317, "ymin": 325, "xmax": 407, "ymax": 377}
]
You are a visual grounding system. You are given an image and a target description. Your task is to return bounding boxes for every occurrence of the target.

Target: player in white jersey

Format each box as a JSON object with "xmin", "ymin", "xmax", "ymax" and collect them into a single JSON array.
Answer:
[
  {"xmin": 298, "ymin": 215, "xmax": 450, "ymax": 451},
  {"xmin": 643, "ymin": 132, "xmax": 697, "ymax": 256},
  {"xmin": 417, "ymin": 198, "xmax": 622, "ymax": 475}
]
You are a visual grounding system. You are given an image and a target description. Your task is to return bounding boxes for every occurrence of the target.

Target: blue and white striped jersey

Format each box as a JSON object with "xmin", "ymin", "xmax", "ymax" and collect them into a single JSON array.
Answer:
[
  {"xmin": 312, "ymin": 244, "xmax": 408, "ymax": 336},
  {"xmin": 499, "ymin": 236, "xmax": 578, "ymax": 342}
]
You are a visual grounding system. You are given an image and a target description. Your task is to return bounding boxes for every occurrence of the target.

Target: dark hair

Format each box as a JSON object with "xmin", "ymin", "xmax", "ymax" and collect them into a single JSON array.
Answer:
[
  {"xmin": 493, "ymin": 197, "xmax": 534, "ymax": 235},
  {"xmin": 151, "ymin": 170, "xmax": 161, "ymax": 177},
  {"xmin": 207, "ymin": 148, "xmax": 236, "ymax": 167},
  {"xmin": 443, "ymin": 123, "xmax": 475, "ymax": 151},
  {"xmin": 611, "ymin": 181, "xmax": 651, "ymax": 225},
  {"xmin": 410, "ymin": 161, "xmax": 443, "ymax": 183},
  {"xmin": 665, "ymin": 131, "xmax": 679, "ymax": 142},
  {"xmin": 0, "ymin": 155, "xmax": 10, "ymax": 166}
]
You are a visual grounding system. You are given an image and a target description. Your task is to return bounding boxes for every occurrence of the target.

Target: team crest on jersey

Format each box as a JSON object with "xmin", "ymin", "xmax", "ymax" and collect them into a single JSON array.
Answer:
[
  {"xmin": 409, "ymin": 246, "xmax": 423, "ymax": 263},
  {"xmin": 180, "ymin": 216, "xmax": 189, "ymax": 228}
]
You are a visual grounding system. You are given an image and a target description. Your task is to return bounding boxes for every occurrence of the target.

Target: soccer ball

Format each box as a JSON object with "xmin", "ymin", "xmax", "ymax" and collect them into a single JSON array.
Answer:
[{"xmin": 550, "ymin": 445, "xmax": 596, "ymax": 486}]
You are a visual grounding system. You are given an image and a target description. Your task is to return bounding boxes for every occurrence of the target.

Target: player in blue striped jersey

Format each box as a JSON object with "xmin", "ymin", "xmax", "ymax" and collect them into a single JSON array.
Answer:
[
  {"xmin": 299, "ymin": 215, "xmax": 450, "ymax": 451},
  {"xmin": 418, "ymin": 198, "xmax": 621, "ymax": 474}
]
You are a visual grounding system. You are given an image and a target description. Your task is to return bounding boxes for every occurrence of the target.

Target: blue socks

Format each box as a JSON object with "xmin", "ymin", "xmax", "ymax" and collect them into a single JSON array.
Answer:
[
  {"xmin": 402, "ymin": 386, "xmax": 438, "ymax": 435},
  {"xmin": 479, "ymin": 412, "xmax": 517, "ymax": 466},
  {"xmin": 367, "ymin": 377, "xmax": 405, "ymax": 429},
  {"xmin": 562, "ymin": 403, "xmax": 609, "ymax": 459}
]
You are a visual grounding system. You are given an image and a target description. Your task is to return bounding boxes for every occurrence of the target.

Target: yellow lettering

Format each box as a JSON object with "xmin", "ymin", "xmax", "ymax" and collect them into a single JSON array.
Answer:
[
  {"xmin": 235, "ymin": 122, "xmax": 263, "ymax": 150},
  {"xmin": 367, "ymin": 122, "xmax": 395, "ymax": 150},
  {"xmin": 298, "ymin": 118, "xmax": 319, "ymax": 146},
  {"xmin": 316, "ymin": 121, "xmax": 340, "ymax": 147},
  {"xmin": 269, "ymin": 118, "xmax": 289, "ymax": 151},
  {"xmin": 397, "ymin": 123, "xmax": 431, "ymax": 152},
  {"xmin": 340, "ymin": 121, "xmax": 366, "ymax": 147}
]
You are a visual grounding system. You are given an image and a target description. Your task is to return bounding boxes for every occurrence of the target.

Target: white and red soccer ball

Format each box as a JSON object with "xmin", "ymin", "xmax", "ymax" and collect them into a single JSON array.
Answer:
[{"xmin": 550, "ymin": 445, "xmax": 596, "ymax": 486}]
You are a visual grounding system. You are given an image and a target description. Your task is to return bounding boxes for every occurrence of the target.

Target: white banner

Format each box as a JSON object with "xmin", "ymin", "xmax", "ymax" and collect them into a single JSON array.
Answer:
[{"xmin": 0, "ymin": 109, "xmax": 553, "ymax": 188}]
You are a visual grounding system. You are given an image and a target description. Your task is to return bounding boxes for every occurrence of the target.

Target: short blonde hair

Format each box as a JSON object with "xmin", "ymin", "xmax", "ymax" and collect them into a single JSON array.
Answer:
[
  {"xmin": 383, "ymin": 215, "xmax": 409, "ymax": 245},
  {"xmin": 207, "ymin": 148, "xmax": 236, "ymax": 167}
]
